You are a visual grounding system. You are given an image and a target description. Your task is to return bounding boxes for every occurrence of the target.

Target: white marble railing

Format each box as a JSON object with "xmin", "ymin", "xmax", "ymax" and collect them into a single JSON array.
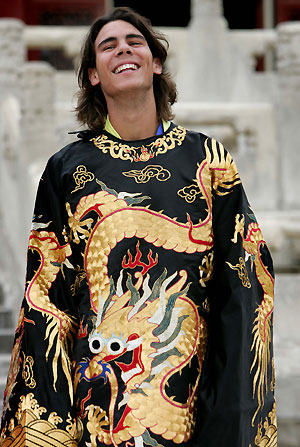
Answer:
[
  {"xmin": 24, "ymin": 25, "xmax": 87, "ymax": 60},
  {"xmin": 23, "ymin": 25, "xmax": 278, "ymax": 66}
]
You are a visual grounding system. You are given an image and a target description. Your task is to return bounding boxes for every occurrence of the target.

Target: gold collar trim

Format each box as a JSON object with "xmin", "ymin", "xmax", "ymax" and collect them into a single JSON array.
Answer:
[{"xmin": 90, "ymin": 125, "xmax": 187, "ymax": 162}]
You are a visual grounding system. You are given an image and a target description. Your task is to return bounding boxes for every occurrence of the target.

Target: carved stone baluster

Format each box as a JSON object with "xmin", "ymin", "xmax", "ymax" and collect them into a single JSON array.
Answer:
[{"xmin": 277, "ymin": 22, "xmax": 300, "ymax": 209}]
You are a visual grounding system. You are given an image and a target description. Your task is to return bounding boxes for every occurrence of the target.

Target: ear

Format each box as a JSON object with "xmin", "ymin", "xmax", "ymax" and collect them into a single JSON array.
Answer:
[
  {"xmin": 153, "ymin": 57, "xmax": 162, "ymax": 75},
  {"xmin": 88, "ymin": 67, "xmax": 100, "ymax": 86}
]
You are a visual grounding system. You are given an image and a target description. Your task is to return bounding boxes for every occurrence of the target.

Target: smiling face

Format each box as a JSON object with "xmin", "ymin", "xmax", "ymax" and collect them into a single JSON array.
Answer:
[{"xmin": 88, "ymin": 20, "xmax": 162, "ymax": 101}]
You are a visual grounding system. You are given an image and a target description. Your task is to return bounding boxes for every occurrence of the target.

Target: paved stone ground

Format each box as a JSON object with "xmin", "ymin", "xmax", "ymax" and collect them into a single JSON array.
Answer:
[
  {"xmin": 274, "ymin": 274, "xmax": 300, "ymax": 447},
  {"xmin": 0, "ymin": 274, "xmax": 299, "ymax": 446}
]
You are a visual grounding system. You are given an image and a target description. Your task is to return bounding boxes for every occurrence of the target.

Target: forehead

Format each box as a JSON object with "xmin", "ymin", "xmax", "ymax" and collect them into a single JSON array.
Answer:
[{"xmin": 95, "ymin": 20, "xmax": 145, "ymax": 46}]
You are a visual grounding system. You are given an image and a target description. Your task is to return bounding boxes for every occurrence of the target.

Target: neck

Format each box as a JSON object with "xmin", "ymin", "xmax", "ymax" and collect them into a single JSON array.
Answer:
[{"xmin": 105, "ymin": 90, "xmax": 159, "ymax": 140}]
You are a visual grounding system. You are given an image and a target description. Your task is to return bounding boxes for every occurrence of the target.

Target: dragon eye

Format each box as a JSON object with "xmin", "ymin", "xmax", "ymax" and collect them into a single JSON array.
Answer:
[
  {"xmin": 107, "ymin": 338, "xmax": 125, "ymax": 355},
  {"xmin": 89, "ymin": 335, "xmax": 105, "ymax": 354}
]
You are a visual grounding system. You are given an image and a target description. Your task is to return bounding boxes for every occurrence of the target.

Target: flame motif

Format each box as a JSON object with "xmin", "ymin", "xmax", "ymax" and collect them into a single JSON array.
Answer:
[{"xmin": 122, "ymin": 241, "xmax": 158, "ymax": 276}]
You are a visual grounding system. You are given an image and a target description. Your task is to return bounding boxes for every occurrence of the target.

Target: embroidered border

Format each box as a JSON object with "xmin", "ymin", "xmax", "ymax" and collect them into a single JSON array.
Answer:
[{"xmin": 91, "ymin": 126, "xmax": 187, "ymax": 162}]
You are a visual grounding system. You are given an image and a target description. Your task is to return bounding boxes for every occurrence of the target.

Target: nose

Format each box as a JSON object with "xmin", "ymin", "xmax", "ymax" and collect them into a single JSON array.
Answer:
[{"xmin": 116, "ymin": 41, "xmax": 132, "ymax": 56}]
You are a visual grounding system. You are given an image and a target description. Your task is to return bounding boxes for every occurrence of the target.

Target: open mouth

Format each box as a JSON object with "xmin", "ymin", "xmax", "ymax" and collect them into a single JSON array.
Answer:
[
  {"xmin": 115, "ymin": 343, "xmax": 144, "ymax": 384},
  {"xmin": 113, "ymin": 63, "xmax": 139, "ymax": 74}
]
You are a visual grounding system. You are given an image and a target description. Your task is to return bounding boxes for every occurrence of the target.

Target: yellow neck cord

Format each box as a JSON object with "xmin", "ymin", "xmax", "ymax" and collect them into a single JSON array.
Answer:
[{"xmin": 104, "ymin": 116, "xmax": 170, "ymax": 139}]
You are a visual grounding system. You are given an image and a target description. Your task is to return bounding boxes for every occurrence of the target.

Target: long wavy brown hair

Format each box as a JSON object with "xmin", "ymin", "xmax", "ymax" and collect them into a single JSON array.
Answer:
[{"xmin": 76, "ymin": 7, "xmax": 177, "ymax": 131}]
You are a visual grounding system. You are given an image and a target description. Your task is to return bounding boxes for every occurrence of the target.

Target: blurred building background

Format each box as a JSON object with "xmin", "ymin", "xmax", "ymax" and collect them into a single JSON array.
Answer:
[{"xmin": 0, "ymin": 1, "xmax": 299, "ymax": 445}]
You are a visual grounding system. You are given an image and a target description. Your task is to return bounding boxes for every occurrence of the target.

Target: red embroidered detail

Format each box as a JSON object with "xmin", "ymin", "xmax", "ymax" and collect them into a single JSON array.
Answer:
[
  {"xmin": 77, "ymin": 319, "xmax": 88, "ymax": 339},
  {"xmin": 187, "ymin": 214, "xmax": 213, "ymax": 246},
  {"xmin": 122, "ymin": 241, "xmax": 158, "ymax": 275}
]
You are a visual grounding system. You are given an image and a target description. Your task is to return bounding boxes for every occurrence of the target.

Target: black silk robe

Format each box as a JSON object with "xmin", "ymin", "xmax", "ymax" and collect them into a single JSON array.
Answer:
[{"xmin": 0, "ymin": 123, "xmax": 277, "ymax": 447}]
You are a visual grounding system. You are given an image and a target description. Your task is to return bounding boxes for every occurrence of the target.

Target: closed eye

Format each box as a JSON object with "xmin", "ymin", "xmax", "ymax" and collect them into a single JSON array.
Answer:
[{"xmin": 103, "ymin": 45, "xmax": 115, "ymax": 51}]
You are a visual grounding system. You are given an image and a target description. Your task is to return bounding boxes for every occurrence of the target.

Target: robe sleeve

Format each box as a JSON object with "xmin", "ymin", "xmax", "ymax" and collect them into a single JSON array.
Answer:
[
  {"xmin": 195, "ymin": 144, "xmax": 277, "ymax": 446},
  {"xmin": 0, "ymin": 155, "xmax": 79, "ymax": 446}
]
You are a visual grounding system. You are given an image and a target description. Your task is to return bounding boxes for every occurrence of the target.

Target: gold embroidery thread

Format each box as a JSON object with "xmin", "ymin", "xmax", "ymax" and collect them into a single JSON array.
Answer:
[
  {"xmin": 199, "ymin": 253, "xmax": 214, "ymax": 287},
  {"xmin": 70, "ymin": 266, "xmax": 87, "ymax": 296},
  {"xmin": 122, "ymin": 164, "xmax": 171, "ymax": 183},
  {"xmin": 177, "ymin": 183, "xmax": 201, "ymax": 203},
  {"xmin": 2, "ymin": 393, "xmax": 77, "ymax": 447},
  {"xmin": 205, "ymin": 138, "xmax": 241, "ymax": 196},
  {"xmin": 71, "ymin": 165, "xmax": 95, "ymax": 193},
  {"xmin": 232, "ymin": 214, "xmax": 274, "ymax": 425},
  {"xmin": 74, "ymin": 268, "xmax": 207, "ymax": 444},
  {"xmin": 270, "ymin": 358, "xmax": 275, "ymax": 392},
  {"xmin": 91, "ymin": 126, "xmax": 187, "ymax": 162},
  {"xmin": 202, "ymin": 297, "xmax": 211, "ymax": 313},
  {"xmin": 22, "ymin": 354, "xmax": 36, "ymax": 389},
  {"xmin": 226, "ymin": 257, "xmax": 251, "ymax": 288},
  {"xmin": 252, "ymin": 402, "xmax": 277, "ymax": 447}
]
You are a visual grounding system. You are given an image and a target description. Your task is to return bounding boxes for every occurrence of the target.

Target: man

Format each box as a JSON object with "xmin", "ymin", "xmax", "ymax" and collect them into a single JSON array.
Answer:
[{"xmin": 0, "ymin": 7, "xmax": 276, "ymax": 447}]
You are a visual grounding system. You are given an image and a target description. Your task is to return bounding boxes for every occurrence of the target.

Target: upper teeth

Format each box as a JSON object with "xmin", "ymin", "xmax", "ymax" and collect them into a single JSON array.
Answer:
[
  {"xmin": 114, "ymin": 63, "xmax": 138, "ymax": 74},
  {"xmin": 121, "ymin": 364, "xmax": 142, "ymax": 383}
]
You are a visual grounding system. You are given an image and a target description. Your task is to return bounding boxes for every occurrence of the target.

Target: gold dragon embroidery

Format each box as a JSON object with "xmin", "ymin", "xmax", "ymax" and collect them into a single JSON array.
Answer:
[
  {"xmin": 19, "ymin": 137, "xmax": 244, "ymax": 446},
  {"xmin": 252, "ymin": 402, "xmax": 277, "ymax": 447},
  {"xmin": 199, "ymin": 253, "xmax": 214, "ymax": 287},
  {"xmin": 25, "ymin": 231, "xmax": 76, "ymax": 400},
  {"xmin": 66, "ymin": 138, "xmax": 238, "ymax": 312},
  {"xmin": 232, "ymin": 214, "xmax": 274, "ymax": 424},
  {"xmin": 67, "ymin": 190, "xmax": 213, "ymax": 311},
  {"xmin": 1, "ymin": 309, "xmax": 35, "ymax": 418},
  {"xmin": 227, "ymin": 257, "xmax": 251, "ymax": 288},
  {"xmin": 205, "ymin": 138, "xmax": 241, "ymax": 196},
  {"xmin": 75, "ymin": 269, "xmax": 208, "ymax": 446}
]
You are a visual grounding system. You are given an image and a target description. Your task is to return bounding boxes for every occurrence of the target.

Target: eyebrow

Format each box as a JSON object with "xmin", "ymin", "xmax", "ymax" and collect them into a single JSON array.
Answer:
[{"xmin": 97, "ymin": 33, "xmax": 146, "ymax": 49}]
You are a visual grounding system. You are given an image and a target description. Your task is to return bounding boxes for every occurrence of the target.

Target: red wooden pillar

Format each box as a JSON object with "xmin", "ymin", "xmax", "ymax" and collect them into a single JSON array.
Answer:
[
  {"xmin": 0, "ymin": 0, "xmax": 25, "ymax": 19},
  {"xmin": 0, "ymin": 0, "xmax": 107, "ymax": 24},
  {"xmin": 276, "ymin": 0, "xmax": 300, "ymax": 23}
]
